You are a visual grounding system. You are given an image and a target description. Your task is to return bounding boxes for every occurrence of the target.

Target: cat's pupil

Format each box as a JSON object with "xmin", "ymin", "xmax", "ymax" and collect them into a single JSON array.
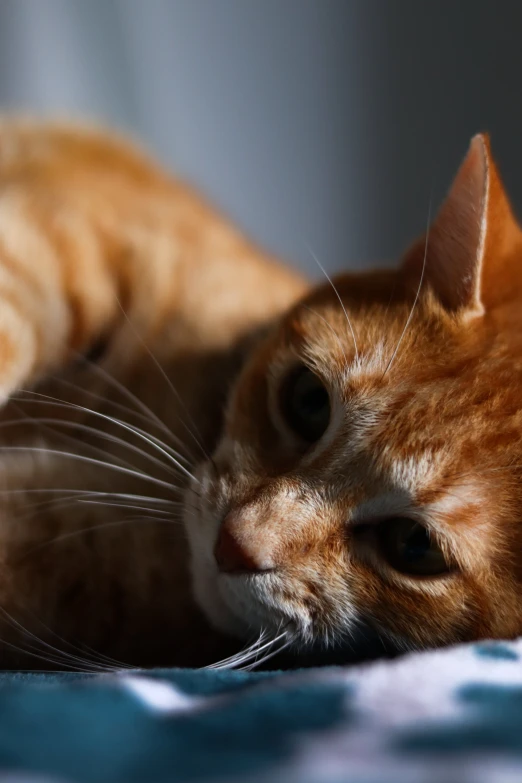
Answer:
[
  {"xmin": 378, "ymin": 518, "xmax": 449, "ymax": 577},
  {"xmin": 281, "ymin": 366, "xmax": 330, "ymax": 442},
  {"xmin": 298, "ymin": 386, "xmax": 328, "ymax": 420},
  {"xmin": 403, "ymin": 525, "xmax": 430, "ymax": 562}
]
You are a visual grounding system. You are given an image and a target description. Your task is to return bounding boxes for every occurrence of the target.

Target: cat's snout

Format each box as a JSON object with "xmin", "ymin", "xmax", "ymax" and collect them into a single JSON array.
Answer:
[{"xmin": 214, "ymin": 515, "xmax": 276, "ymax": 575}]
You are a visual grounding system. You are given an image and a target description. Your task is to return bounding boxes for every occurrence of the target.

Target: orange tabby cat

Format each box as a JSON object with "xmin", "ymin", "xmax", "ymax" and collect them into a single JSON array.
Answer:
[{"xmin": 0, "ymin": 119, "xmax": 518, "ymax": 669}]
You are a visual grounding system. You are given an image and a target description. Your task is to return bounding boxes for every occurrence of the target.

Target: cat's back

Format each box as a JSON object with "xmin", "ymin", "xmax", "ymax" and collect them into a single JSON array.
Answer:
[
  {"xmin": 0, "ymin": 117, "xmax": 307, "ymax": 346},
  {"xmin": 0, "ymin": 118, "xmax": 308, "ymax": 668}
]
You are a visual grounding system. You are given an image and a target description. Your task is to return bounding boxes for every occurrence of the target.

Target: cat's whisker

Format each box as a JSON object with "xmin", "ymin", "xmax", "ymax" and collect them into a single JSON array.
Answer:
[
  {"xmin": 71, "ymin": 645, "xmax": 135, "ymax": 671},
  {"xmin": 209, "ymin": 629, "xmax": 290, "ymax": 671},
  {"xmin": 0, "ymin": 488, "xmax": 174, "ymax": 502},
  {"xmin": 205, "ymin": 630, "xmax": 275, "ymax": 670},
  {"xmin": 0, "ymin": 415, "xmax": 184, "ymax": 480},
  {"xmin": 240, "ymin": 625, "xmax": 287, "ymax": 669},
  {"xmin": 14, "ymin": 635, "xmax": 118, "ymax": 673},
  {"xmin": 23, "ymin": 515, "xmax": 181, "ymax": 558},
  {"xmin": 47, "ymin": 375, "xmax": 195, "ymax": 465},
  {"xmin": 0, "ymin": 634, "xmax": 111, "ymax": 672},
  {"xmin": 7, "ymin": 399, "xmax": 142, "ymax": 476},
  {"xmin": 241, "ymin": 635, "xmax": 292, "ymax": 671},
  {"xmin": 0, "ymin": 447, "xmax": 178, "ymax": 493},
  {"xmin": 68, "ymin": 351, "xmax": 192, "ymax": 459},
  {"xmin": 53, "ymin": 373, "xmax": 172, "ymax": 438},
  {"xmin": 16, "ymin": 494, "xmax": 177, "ymax": 519},
  {"xmin": 0, "ymin": 486, "xmax": 206, "ymax": 517},
  {"xmin": 381, "ymin": 195, "xmax": 433, "ymax": 378},
  {"xmin": 305, "ymin": 243, "xmax": 359, "ymax": 363},
  {"xmin": 114, "ymin": 299, "xmax": 212, "ymax": 462},
  {"xmin": 76, "ymin": 492, "xmax": 176, "ymax": 506},
  {"xmin": 0, "ymin": 606, "xmax": 115, "ymax": 673},
  {"xmin": 0, "ymin": 639, "xmax": 98, "ymax": 672},
  {"xmin": 16, "ymin": 391, "xmax": 197, "ymax": 483},
  {"xmin": 77, "ymin": 499, "xmax": 174, "ymax": 515},
  {"xmin": 24, "ymin": 608, "xmax": 136, "ymax": 670}
]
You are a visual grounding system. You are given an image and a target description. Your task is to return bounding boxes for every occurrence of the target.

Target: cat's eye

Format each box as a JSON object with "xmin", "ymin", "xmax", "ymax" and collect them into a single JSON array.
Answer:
[
  {"xmin": 378, "ymin": 518, "xmax": 450, "ymax": 577},
  {"xmin": 280, "ymin": 366, "xmax": 330, "ymax": 442}
]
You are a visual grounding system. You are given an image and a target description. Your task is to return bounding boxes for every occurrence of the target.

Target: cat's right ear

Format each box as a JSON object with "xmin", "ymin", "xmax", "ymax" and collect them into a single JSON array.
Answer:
[{"xmin": 402, "ymin": 134, "xmax": 519, "ymax": 318}]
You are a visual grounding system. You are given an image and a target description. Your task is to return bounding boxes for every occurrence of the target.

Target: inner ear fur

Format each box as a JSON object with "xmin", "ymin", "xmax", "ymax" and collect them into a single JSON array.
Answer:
[{"xmin": 402, "ymin": 134, "xmax": 520, "ymax": 317}]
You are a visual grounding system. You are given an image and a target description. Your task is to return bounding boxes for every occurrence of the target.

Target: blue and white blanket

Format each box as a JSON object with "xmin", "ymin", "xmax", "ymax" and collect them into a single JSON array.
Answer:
[{"xmin": 2, "ymin": 638, "xmax": 522, "ymax": 782}]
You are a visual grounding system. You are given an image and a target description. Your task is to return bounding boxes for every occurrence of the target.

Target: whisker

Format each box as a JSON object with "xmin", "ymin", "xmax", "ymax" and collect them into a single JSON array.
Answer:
[
  {"xmin": 0, "ymin": 415, "xmax": 184, "ymax": 480},
  {"xmin": 0, "ymin": 447, "xmax": 177, "ymax": 493},
  {"xmin": 7, "ymin": 400, "xmax": 142, "ymax": 476},
  {"xmin": 25, "ymin": 612, "xmax": 135, "ymax": 671},
  {"xmin": 208, "ymin": 630, "xmax": 289, "ymax": 671},
  {"xmin": 0, "ymin": 488, "xmax": 175, "ymax": 503},
  {"xmin": 24, "ymin": 515, "xmax": 179, "ymax": 556},
  {"xmin": 16, "ymin": 391, "xmax": 196, "ymax": 483},
  {"xmin": 77, "ymin": 499, "xmax": 174, "ymax": 515},
  {"xmin": 15, "ymin": 494, "xmax": 177, "ymax": 519},
  {"xmin": 205, "ymin": 630, "xmax": 269, "ymax": 670},
  {"xmin": 69, "ymin": 351, "xmax": 190, "ymax": 457},
  {"xmin": 242, "ymin": 636, "xmax": 292, "ymax": 671},
  {"xmin": 305, "ymin": 243, "xmax": 359, "ymax": 363},
  {"xmin": 49, "ymin": 375, "xmax": 195, "ymax": 465},
  {"xmin": 5, "ymin": 474, "xmax": 203, "ymax": 510},
  {"xmin": 72, "ymin": 645, "xmax": 135, "ymax": 671},
  {"xmin": 0, "ymin": 606, "xmax": 113, "ymax": 673},
  {"xmin": 382, "ymin": 195, "xmax": 433, "ymax": 378},
  {"xmin": 0, "ymin": 634, "xmax": 107, "ymax": 672},
  {"xmin": 13, "ymin": 597, "xmax": 136, "ymax": 672},
  {"xmin": 54, "ymin": 375, "xmax": 168, "ymax": 433},
  {"xmin": 114, "ymin": 299, "xmax": 212, "ymax": 462}
]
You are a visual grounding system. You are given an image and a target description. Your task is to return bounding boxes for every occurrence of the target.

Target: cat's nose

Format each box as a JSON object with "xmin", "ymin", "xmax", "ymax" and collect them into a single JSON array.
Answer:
[{"xmin": 214, "ymin": 525, "xmax": 274, "ymax": 574}]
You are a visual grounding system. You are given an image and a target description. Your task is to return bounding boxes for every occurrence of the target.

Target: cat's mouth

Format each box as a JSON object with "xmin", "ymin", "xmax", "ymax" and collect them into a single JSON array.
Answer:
[
  {"xmin": 212, "ymin": 572, "xmax": 395, "ymax": 668},
  {"xmin": 199, "ymin": 537, "xmax": 314, "ymax": 646},
  {"xmin": 184, "ymin": 461, "xmax": 358, "ymax": 654},
  {"xmin": 215, "ymin": 559, "xmax": 354, "ymax": 656}
]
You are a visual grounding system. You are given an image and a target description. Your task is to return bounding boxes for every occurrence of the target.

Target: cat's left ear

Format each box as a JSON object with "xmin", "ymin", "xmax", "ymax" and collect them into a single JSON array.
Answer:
[{"xmin": 403, "ymin": 134, "xmax": 519, "ymax": 317}]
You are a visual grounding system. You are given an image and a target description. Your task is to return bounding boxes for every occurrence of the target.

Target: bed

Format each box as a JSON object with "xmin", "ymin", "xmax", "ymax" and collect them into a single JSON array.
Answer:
[{"xmin": 1, "ymin": 637, "xmax": 522, "ymax": 782}]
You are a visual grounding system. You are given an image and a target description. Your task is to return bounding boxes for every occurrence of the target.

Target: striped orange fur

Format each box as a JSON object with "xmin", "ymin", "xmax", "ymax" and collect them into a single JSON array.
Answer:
[
  {"xmin": 187, "ymin": 133, "xmax": 522, "ymax": 660},
  {"xmin": 0, "ymin": 120, "xmax": 519, "ymax": 669},
  {"xmin": 0, "ymin": 118, "xmax": 305, "ymax": 669}
]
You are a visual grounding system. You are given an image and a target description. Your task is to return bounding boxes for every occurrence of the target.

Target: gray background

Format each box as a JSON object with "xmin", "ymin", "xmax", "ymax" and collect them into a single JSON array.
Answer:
[{"xmin": 0, "ymin": 0, "xmax": 520, "ymax": 277}]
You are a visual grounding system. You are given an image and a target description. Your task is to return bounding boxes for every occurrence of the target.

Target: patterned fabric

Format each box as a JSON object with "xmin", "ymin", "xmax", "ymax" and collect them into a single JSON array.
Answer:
[{"xmin": 1, "ymin": 639, "xmax": 522, "ymax": 782}]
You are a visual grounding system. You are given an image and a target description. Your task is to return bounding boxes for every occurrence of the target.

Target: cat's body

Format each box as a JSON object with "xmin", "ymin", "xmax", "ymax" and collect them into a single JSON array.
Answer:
[
  {"xmin": 0, "ymin": 119, "xmax": 521, "ymax": 670},
  {"xmin": 0, "ymin": 119, "xmax": 305, "ymax": 668}
]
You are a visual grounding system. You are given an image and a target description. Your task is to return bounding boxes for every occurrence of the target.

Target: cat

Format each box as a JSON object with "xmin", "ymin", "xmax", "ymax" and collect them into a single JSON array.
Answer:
[
  {"xmin": 0, "ymin": 118, "xmax": 518, "ymax": 671},
  {"xmin": 186, "ymin": 131, "xmax": 522, "ymax": 660}
]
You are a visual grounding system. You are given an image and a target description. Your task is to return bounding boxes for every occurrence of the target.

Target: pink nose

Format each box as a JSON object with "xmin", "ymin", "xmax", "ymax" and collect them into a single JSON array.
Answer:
[{"xmin": 214, "ymin": 526, "xmax": 272, "ymax": 574}]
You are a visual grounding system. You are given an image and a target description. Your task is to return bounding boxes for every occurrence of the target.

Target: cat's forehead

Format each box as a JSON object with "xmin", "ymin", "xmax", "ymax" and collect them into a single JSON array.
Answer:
[{"xmin": 279, "ymin": 288, "xmax": 453, "ymax": 383}]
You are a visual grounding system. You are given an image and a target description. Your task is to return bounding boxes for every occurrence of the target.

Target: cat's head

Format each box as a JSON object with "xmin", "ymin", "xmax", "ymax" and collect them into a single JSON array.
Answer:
[{"xmin": 185, "ymin": 135, "xmax": 522, "ymax": 660}]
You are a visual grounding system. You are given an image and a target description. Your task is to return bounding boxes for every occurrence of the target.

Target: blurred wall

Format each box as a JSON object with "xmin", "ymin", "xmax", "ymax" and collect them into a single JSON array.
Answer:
[{"xmin": 0, "ymin": 0, "xmax": 521, "ymax": 277}]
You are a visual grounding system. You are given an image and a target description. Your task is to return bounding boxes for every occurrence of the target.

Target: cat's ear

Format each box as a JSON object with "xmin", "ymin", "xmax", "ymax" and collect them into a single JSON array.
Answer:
[{"xmin": 403, "ymin": 134, "xmax": 518, "ymax": 317}]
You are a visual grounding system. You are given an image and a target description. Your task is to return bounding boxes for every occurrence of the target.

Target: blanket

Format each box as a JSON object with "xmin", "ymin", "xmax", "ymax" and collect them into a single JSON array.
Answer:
[{"xmin": 1, "ymin": 638, "xmax": 522, "ymax": 783}]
